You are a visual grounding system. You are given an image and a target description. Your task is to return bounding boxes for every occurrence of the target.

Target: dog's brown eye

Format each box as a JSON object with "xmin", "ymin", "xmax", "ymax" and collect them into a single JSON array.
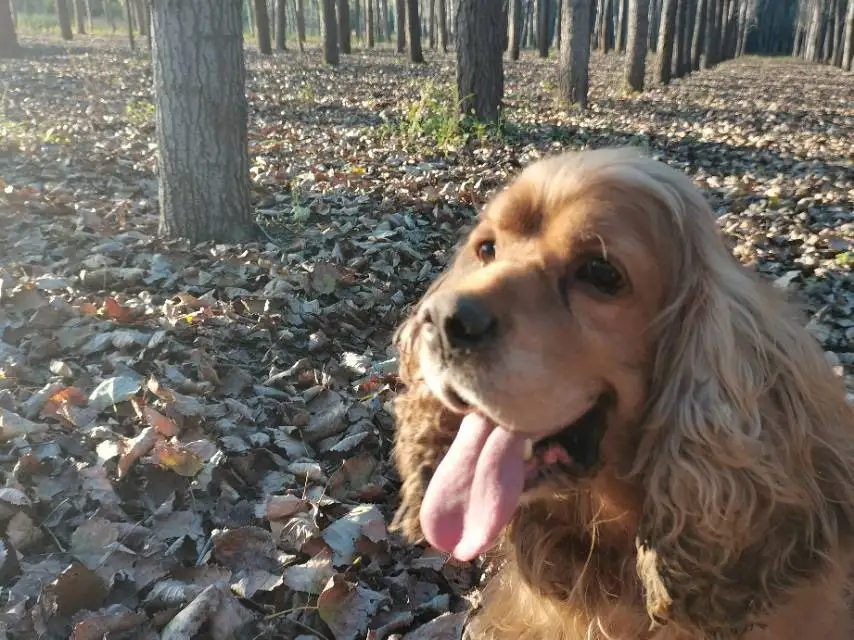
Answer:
[
  {"xmin": 476, "ymin": 240, "xmax": 496, "ymax": 264},
  {"xmin": 576, "ymin": 257, "xmax": 624, "ymax": 295}
]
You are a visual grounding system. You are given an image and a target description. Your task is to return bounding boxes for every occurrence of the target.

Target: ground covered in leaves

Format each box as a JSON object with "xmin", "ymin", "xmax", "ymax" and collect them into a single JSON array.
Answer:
[{"xmin": 0, "ymin": 34, "xmax": 852, "ymax": 640}]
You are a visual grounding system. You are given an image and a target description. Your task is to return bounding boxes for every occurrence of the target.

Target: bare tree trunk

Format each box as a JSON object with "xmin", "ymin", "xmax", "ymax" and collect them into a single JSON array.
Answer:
[
  {"xmin": 321, "ymin": 0, "xmax": 339, "ymax": 62},
  {"xmin": 0, "ymin": 0, "xmax": 19, "ymax": 56},
  {"xmin": 102, "ymin": 0, "xmax": 116, "ymax": 31},
  {"xmin": 805, "ymin": 0, "xmax": 823, "ymax": 62},
  {"xmin": 457, "ymin": 0, "xmax": 503, "ymax": 121},
  {"xmin": 294, "ymin": 0, "xmax": 306, "ymax": 44},
  {"xmin": 556, "ymin": 0, "xmax": 562, "ymax": 48},
  {"xmin": 381, "ymin": 0, "xmax": 390, "ymax": 39},
  {"xmin": 647, "ymin": 0, "xmax": 659, "ymax": 49},
  {"xmin": 366, "ymin": 0, "xmax": 374, "ymax": 45},
  {"xmin": 246, "ymin": 0, "xmax": 256, "ymax": 35},
  {"xmin": 57, "ymin": 0, "xmax": 73, "ymax": 39},
  {"xmin": 655, "ymin": 0, "xmax": 677, "ymax": 83},
  {"xmin": 843, "ymin": 0, "xmax": 854, "ymax": 69},
  {"xmin": 625, "ymin": 0, "xmax": 650, "ymax": 90},
  {"xmin": 407, "ymin": 0, "xmax": 423, "ymax": 60},
  {"xmin": 558, "ymin": 0, "xmax": 591, "ymax": 109},
  {"xmin": 598, "ymin": 0, "xmax": 611, "ymax": 50},
  {"xmin": 681, "ymin": 0, "xmax": 695, "ymax": 70},
  {"xmin": 152, "ymin": 0, "xmax": 254, "ymax": 243},
  {"xmin": 702, "ymin": 0, "xmax": 718, "ymax": 66},
  {"xmin": 254, "ymin": 0, "xmax": 272, "ymax": 52},
  {"xmin": 428, "ymin": 0, "xmax": 435, "ymax": 48},
  {"xmin": 690, "ymin": 0, "xmax": 705, "ymax": 68},
  {"xmin": 593, "ymin": 0, "xmax": 604, "ymax": 48},
  {"xmin": 73, "ymin": 0, "xmax": 85, "ymax": 33},
  {"xmin": 616, "ymin": 0, "xmax": 627, "ymax": 51},
  {"xmin": 832, "ymin": 0, "xmax": 844, "ymax": 65},
  {"xmin": 438, "ymin": 0, "xmax": 448, "ymax": 50},
  {"xmin": 396, "ymin": 0, "xmax": 405, "ymax": 50},
  {"xmin": 537, "ymin": 0, "xmax": 550, "ymax": 55},
  {"xmin": 508, "ymin": 0, "xmax": 522, "ymax": 57},
  {"xmin": 337, "ymin": 0, "xmax": 351, "ymax": 52},
  {"xmin": 735, "ymin": 0, "xmax": 747, "ymax": 56},
  {"xmin": 672, "ymin": 0, "xmax": 688, "ymax": 76},
  {"xmin": 123, "ymin": 0, "xmax": 134, "ymax": 47},
  {"xmin": 276, "ymin": 0, "xmax": 287, "ymax": 48}
]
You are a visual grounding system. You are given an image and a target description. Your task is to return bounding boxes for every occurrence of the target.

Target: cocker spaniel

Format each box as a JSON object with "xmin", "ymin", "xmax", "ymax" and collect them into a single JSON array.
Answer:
[{"xmin": 390, "ymin": 148, "xmax": 854, "ymax": 639}]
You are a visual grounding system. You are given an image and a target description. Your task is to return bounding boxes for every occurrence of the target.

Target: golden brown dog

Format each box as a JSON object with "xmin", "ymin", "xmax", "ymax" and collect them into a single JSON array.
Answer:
[{"xmin": 390, "ymin": 148, "xmax": 854, "ymax": 639}]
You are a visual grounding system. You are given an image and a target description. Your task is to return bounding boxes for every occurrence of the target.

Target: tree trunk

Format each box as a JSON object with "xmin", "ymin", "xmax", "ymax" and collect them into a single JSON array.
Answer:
[
  {"xmin": 0, "ymin": 0, "xmax": 19, "ymax": 56},
  {"xmin": 690, "ymin": 0, "xmax": 705, "ymax": 69},
  {"xmin": 843, "ymin": 0, "xmax": 854, "ymax": 69},
  {"xmin": 598, "ymin": 0, "xmax": 611, "ymax": 50},
  {"xmin": 337, "ymin": 0, "xmax": 351, "ymax": 52},
  {"xmin": 123, "ymin": 0, "xmax": 134, "ymax": 48},
  {"xmin": 366, "ymin": 0, "xmax": 374, "ymax": 45},
  {"xmin": 734, "ymin": 0, "xmax": 746, "ymax": 56},
  {"xmin": 253, "ymin": 0, "xmax": 273, "ymax": 52},
  {"xmin": 438, "ymin": 0, "xmax": 448, "ymax": 50},
  {"xmin": 295, "ymin": 0, "xmax": 306, "ymax": 43},
  {"xmin": 134, "ymin": 0, "xmax": 147, "ymax": 36},
  {"xmin": 508, "ymin": 0, "xmax": 522, "ymax": 57},
  {"xmin": 152, "ymin": 0, "xmax": 254, "ymax": 244},
  {"xmin": 73, "ymin": 0, "xmax": 85, "ymax": 32},
  {"xmin": 381, "ymin": 0, "xmax": 390, "ymax": 39},
  {"xmin": 276, "ymin": 0, "xmax": 287, "ymax": 48},
  {"xmin": 624, "ymin": 0, "xmax": 650, "ymax": 90},
  {"xmin": 673, "ymin": 0, "xmax": 689, "ymax": 76},
  {"xmin": 456, "ymin": 0, "xmax": 503, "ymax": 121},
  {"xmin": 832, "ymin": 0, "xmax": 844, "ymax": 65},
  {"xmin": 702, "ymin": 0, "xmax": 717, "ymax": 66},
  {"xmin": 321, "ymin": 0, "xmax": 339, "ymax": 62},
  {"xmin": 103, "ymin": 0, "xmax": 116, "ymax": 31},
  {"xmin": 537, "ymin": 0, "xmax": 550, "ymax": 55},
  {"xmin": 655, "ymin": 0, "xmax": 677, "ymax": 83},
  {"xmin": 407, "ymin": 0, "xmax": 424, "ymax": 60},
  {"xmin": 396, "ymin": 0, "xmax": 405, "ymax": 50},
  {"xmin": 593, "ymin": 0, "xmax": 604, "ymax": 48},
  {"xmin": 57, "ymin": 0, "xmax": 73, "ymax": 39},
  {"xmin": 558, "ymin": 0, "xmax": 591, "ymax": 109},
  {"xmin": 647, "ymin": 0, "xmax": 659, "ymax": 49},
  {"xmin": 615, "ymin": 0, "xmax": 627, "ymax": 51},
  {"xmin": 556, "ymin": 0, "xmax": 562, "ymax": 48}
]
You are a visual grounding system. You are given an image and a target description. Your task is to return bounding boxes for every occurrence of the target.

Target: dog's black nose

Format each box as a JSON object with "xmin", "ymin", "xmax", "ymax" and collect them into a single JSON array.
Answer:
[{"xmin": 424, "ymin": 294, "xmax": 497, "ymax": 350}]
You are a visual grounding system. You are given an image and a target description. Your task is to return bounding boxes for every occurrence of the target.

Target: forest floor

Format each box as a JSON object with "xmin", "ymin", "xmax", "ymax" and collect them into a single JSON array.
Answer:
[{"xmin": 0, "ymin": 34, "xmax": 852, "ymax": 640}]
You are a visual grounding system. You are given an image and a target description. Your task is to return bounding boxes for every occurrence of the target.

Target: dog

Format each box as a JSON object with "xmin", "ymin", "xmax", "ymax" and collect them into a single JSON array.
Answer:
[{"xmin": 389, "ymin": 148, "xmax": 854, "ymax": 639}]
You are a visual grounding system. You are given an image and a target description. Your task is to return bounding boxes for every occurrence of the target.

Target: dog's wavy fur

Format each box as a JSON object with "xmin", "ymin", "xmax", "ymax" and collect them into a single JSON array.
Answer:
[{"xmin": 390, "ymin": 148, "xmax": 854, "ymax": 639}]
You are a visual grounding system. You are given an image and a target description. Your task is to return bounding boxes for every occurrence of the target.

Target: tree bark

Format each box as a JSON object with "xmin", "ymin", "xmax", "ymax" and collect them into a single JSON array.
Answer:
[
  {"xmin": 647, "ymin": 0, "xmax": 659, "ymax": 49},
  {"xmin": 624, "ymin": 0, "xmax": 650, "ymax": 90},
  {"xmin": 275, "ymin": 0, "xmax": 287, "ymax": 48},
  {"xmin": 438, "ymin": 0, "xmax": 448, "ymax": 50},
  {"xmin": 0, "ymin": 0, "xmax": 19, "ymax": 56},
  {"xmin": 366, "ymin": 0, "xmax": 374, "ymax": 46},
  {"xmin": 702, "ymin": 0, "xmax": 718, "ymax": 67},
  {"xmin": 832, "ymin": 0, "xmax": 844, "ymax": 65},
  {"xmin": 508, "ymin": 0, "xmax": 522, "ymax": 57},
  {"xmin": 73, "ymin": 0, "xmax": 85, "ymax": 32},
  {"xmin": 538, "ymin": 0, "xmax": 550, "ymax": 55},
  {"xmin": 253, "ymin": 0, "xmax": 273, "ymax": 52},
  {"xmin": 843, "ymin": 0, "xmax": 854, "ymax": 70},
  {"xmin": 673, "ymin": 0, "xmax": 689, "ymax": 76},
  {"xmin": 321, "ymin": 0, "xmax": 339, "ymax": 62},
  {"xmin": 57, "ymin": 0, "xmax": 73, "ymax": 39},
  {"xmin": 690, "ymin": 0, "xmax": 705, "ymax": 69},
  {"xmin": 558, "ymin": 0, "xmax": 591, "ymax": 109},
  {"xmin": 655, "ymin": 0, "xmax": 677, "ymax": 83},
  {"xmin": 123, "ymin": 0, "xmax": 134, "ymax": 48},
  {"xmin": 152, "ymin": 0, "xmax": 254, "ymax": 244},
  {"xmin": 295, "ymin": 0, "xmax": 306, "ymax": 43},
  {"xmin": 396, "ymin": 0, "xmax": 405, "ymax": 50},
  {"xmin": 337, "ymin": 0, "xmax": 351, "ymax": 52},
  {"xmin": 407, "ymin": 0, "xmax": 424, "ymax": 61},
  {"xmin": 598, "ymin": 0, "xmax": 611, "ymax": 50},
  {"xmin": 615, "ymin": 0, "xmax": 627, "ymax": 51},
  {"xmin": 734, "ymin": 0, "xmax": 746, "ymax": 56},
  {"xmin": 381, "ymin": 0, "xmax": 390, "ymax": 39},
  {"xmin": 457, "ymin": 0, "xmax": 503, "ymax": 121}
]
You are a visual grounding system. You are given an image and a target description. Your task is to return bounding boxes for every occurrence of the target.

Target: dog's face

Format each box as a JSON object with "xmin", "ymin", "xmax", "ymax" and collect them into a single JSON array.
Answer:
[{"xmin": 396, "ymin": 151, "xmax": 687, "ymax": 563}]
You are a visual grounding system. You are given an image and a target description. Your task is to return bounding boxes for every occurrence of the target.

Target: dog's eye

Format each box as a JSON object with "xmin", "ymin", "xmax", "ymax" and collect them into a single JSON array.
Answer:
[
  {"xmin": 476, "ymin": 240, "xmax": 496, "ymax": 264},
  {"xmin": 576, "ymin": 257, "xmax": 624, "ymax": 295}
]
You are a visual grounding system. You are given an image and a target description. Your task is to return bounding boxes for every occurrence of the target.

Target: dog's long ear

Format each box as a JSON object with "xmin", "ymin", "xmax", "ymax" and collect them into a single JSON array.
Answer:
[{"xmin": 631, "ymin": 182, "xmax": 854, "ymax": 636}]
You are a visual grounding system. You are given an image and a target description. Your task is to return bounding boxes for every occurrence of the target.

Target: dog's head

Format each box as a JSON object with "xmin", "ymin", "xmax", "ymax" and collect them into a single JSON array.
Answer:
[{"xmin": 392, "ymin": 148, "xmax": 854, "ymax": 636}]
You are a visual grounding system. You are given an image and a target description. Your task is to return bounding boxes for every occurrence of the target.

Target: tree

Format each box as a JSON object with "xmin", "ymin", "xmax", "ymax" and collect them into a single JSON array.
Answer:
[
  {"xmin": 254, "ymin": 0, "xmax": 273, "ymax": 53},
  {"xmin": 381, "ymin": 0, "xmax": 390, "ymax": 39},
  {"xmin": 74, "ymin": 0, "xmax": 86, "ymax": 33},
  {"xmin": 615, "ymin": 0, "xmax": 628, "ymax": 50},
  {"xmin": 843, "ymin": 0, "xmax": 854, "ymax": 69},
  {"xmin": 624, "ymin": 0, "xmax": 650, "ymax": 90},
  {"xmin": 429, "ymin": 0, "xmax": 436, "ymax": 48},
  {"xmin": 538, "ymin": 0, "xmax": 551, "ymax": 55},
  {"xmin": 337, "ymin": 0, "xmax": 351, "ymax": 52},
  {"xmin": 703, "ymin": 0, "xmax": 719, "ymax": 67},
  {"xmin": 276, "ymin": 0, "xmax": 287, "ymax": 49},
  {"xmin": 831, "ymin": 0, "xmax": 844, "ymax": 65},
  {"xmin": 457, "ymin": 0, "xmax": 504, "ymax": 121},
  {"xmin": 295, "ymin": 0, "xmax": 307, "ymax": 45},
  {"xmin": 396, "ymin": 0, "xmax": 406, "ymax": 51},
  {"xmin": 124, "ymin": 0, "xmax": 135, "ymax": 48},
  {"xmin": 690, "ymin": 0, "xmax": 706, "ymax": 68},
  {"xmin": 438, "ymin": 0, "xmax": 448, "ymax": 50},
  {"xmin": 57, "ymin": 0, "xmax": 73, "ymax": 39},
  {"xmin": 673, "ymin": 0, "xmax": 690, "ymax": 77},
  {"xmin": 151, "ymin": 0, "xmax": 255, "ymax": 244},
  {"xmin": 598, "ymin": 0, "xmax": 612, "ymax": 50},
  {"xmin": 407, "ymin": 0, "xmax": 424, "ymax": 61},
  {"xmin": 655, "ymin": 0, "xmax": 678, "ymax": 82},
  {"xmin": 558, "ymin": 0, "xmax": 592, "ymax": 109},
  {"xmin": 0, "ymin": 0, "xmax": 19, "ymax": 57},
  {"xmin": 367, "ymin": 0, "xmax": 375, "ymax": 46},
  {"xmin": 508, "ymin": 0, "xmax": 522, "ymax": 57},
  {"xmin": 322, "ymin": 0, "xmax": 340, "ymax": 63}
]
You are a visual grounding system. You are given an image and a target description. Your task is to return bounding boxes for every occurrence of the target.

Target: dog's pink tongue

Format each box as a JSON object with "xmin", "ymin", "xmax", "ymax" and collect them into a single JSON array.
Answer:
[{"xmin": 419, "ymin": 413, "xmax": 525, "ymax": 562}]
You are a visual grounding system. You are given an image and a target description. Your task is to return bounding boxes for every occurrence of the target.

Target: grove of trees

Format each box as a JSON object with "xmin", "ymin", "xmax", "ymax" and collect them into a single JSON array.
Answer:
[{"xmin": 4, "ymin": 0, "xmax": 851, "ymax": 240}]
